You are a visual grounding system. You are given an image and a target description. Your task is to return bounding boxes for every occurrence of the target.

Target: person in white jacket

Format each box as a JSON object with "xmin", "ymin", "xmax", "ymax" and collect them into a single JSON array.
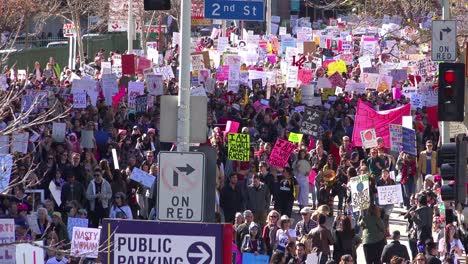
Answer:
[
  {"xmin": 109, "ymin": 192, "xmax": 133, "ymax": 219},
  {"xmin": 86, "ymin": 170, "xmax": 112, "ymax": 227},
  {"xmin": 293, "ymin": 149, "xmax": 312, "ymax": 210}
]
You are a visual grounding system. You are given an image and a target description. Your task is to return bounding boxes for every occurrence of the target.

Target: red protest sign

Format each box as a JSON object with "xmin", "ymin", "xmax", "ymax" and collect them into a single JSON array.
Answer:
[
  {"xmin": 268, "ymin": 138, "xmax": 296, "ymax": 168},
  {"xmin": 122, "ymin": 54, "xmax": 136, "ymax": 75}
]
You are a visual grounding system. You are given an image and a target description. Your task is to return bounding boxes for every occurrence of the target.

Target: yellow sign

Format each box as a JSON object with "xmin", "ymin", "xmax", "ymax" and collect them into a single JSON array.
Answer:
[
  {"xmin": 288, "ymin": 132, "xmax": 303, "ymax": 143},
  {"xmin": 228, "ymin": 133, "xmax": 250, "ymax": 161}
]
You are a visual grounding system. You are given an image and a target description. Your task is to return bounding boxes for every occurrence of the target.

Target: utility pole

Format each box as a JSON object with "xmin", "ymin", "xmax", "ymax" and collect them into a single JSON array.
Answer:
[
  {"xmin": 177, "ymin": 0, "xmax": 191, "ymax": 152},
  {"xmin": 440, "ymin": 0, "xmax": 450, "ymax": 144},
  {"xmin": 266, "ymin": 0, "xmax": 272, "ymax": 35},
  {"xmin": 127, "ymin": 0, "xmax": 134, "ymax": 53}
]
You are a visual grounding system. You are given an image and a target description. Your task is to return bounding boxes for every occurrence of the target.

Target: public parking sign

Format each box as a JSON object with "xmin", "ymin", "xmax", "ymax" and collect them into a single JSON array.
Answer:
[
  {"xmin": 158, "ymin": 152, "xmax": 205, "ymax": 222},
  {"xmin": 204, "ymin": 0, "xmax": 265, "ymax": 21},
  {"xmin": 431, "ymin": 20, "xmax": 457, "ymax": 61},
  {"xmin": 100, "ymin": 219, "xmax": 226, "ymax": 264}
]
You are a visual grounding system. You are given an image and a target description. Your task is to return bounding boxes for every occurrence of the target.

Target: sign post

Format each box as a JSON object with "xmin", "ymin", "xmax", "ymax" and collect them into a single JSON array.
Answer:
[
  {"xmin": 431, "ymin": 20, "xmax": 457, "ymax": 61},
  {"xmin": 158, "ymin": 152, "xmax": 205, "ymax": 222},
  {"xmin": 204, "ymin": 0, "xmax": 265, "ymax": 21}
]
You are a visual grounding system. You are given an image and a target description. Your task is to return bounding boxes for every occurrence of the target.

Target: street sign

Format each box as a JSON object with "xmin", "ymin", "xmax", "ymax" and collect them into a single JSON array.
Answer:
[
  {"xmin": 204, "ymin": 0, "xmax": 265, "ymax": 21},
  {"xmin": 63, "ymin": 23, "xmax": 76, "ymax": 37},
  {"xmin": 100, "ymin": 219, "xmax": 226, "ymax": 264},
  {"xmin": 158, "ymin": 152, "xmax": 205, "ymax": 222},
  {"xmin": 432, "ymin": 20, "xmax": 457, "ymax": 61}
]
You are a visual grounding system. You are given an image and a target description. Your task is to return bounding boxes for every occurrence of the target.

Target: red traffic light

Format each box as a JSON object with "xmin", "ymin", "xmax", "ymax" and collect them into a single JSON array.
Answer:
[{"xmin": 444, "ymin": 70, "xmax": 456, "ymax": 83}]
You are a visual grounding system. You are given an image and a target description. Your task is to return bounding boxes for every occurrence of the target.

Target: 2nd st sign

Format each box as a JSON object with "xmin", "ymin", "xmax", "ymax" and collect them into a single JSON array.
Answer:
[{"xmin": 204, "ymin": 0, "xmax": 265, "ymax": 21}]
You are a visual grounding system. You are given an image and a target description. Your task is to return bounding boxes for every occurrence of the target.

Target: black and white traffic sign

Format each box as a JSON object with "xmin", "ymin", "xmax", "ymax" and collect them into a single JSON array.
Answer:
[
  {"xmin": 158, "ymin": 152, "xmax": 205, "ymax": 222},
  {"xmin": 431, "ymin": 20, "xmax": 457, "ymax": 61}
]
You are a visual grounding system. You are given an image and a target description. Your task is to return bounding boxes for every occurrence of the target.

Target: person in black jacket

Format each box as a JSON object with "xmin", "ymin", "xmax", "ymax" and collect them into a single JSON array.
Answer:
[
  {"xmin": 220, "ymin": 173, "xmax": 244, "ymax": 223},
  {"xmin": 380, "ymin": 231, "xmax": 410, "ymax": 264},
  {"xmin": 60, "ymin": 173, "xmax": 86, "ymax": 212}
]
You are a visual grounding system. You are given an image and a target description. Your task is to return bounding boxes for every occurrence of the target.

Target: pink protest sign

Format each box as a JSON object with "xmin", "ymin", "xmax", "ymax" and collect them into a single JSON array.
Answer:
[
  {"xmin": 217, "ymin": 66, "xmax": 229, "ymax": 81},
  {"xmin": 137, "ymin": 57, "xmax": 152, "ymax": 74},
  {"xmin": 268, "ymin": 138, "xmax": 296, "ymax": 168},
  {"xmin": 225, "ymin": 120, "xmax": 240, "ymax": 133},
  {"xmin": 352, "ymin": 100, "xmax": 411, "ymax": 148},
  {"xmin": 392, "ymin": 87, "xmax": 402, "ymax": 100},
  {"xmin": 298, "ymin": 69, "xmax": 313, "ymax": 85}
]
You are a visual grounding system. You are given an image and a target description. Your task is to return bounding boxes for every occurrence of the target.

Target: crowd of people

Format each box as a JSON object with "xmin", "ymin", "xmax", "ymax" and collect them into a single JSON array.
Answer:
[{"xmin": 0, "ymin": 15, "xmax": 466, "ymax": 264}]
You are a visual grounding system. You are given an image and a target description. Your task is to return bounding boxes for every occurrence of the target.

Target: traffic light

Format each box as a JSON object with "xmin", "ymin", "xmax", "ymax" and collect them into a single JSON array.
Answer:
[
  {"xmin": 438, "ymin": 63, "xmax": 465, "ymax": 122},
  {"xmin": 439, "ymin": 135, "xmax": 467, "ymax": 203},
  {"xmin": 144, "ymin": 0, "xmax": 171, "ymax": 10}
]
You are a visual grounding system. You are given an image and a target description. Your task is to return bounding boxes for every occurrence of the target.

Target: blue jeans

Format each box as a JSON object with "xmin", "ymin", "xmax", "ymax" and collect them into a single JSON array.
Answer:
[{"xmin": 403, "ymin": 176, "xmax": 415, "ymax": 209}]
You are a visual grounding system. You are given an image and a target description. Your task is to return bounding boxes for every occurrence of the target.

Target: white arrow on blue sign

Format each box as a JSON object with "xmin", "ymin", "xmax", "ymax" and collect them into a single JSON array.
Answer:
[{"xmin": 204, "ymin": 0, "xmax": 265, "ymax": 21}]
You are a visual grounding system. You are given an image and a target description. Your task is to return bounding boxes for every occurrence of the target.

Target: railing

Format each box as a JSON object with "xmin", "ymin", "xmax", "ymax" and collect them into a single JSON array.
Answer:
[{"xmin": 1, "ymin": 37, "xmax": 69, "ymax": 50}]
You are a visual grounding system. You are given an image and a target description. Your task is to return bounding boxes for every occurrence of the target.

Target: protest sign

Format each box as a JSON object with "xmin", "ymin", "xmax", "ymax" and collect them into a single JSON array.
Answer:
[
  {"xmin": 191, "ymin": 86, "xmax": 207, "ymax": 97},
  {"xmin": 129, "ymin": 168, "xmax": 156, "ymax": 188},
  {"xmin": 80, "ymin": 130, "xmax": 95, "ymax": 149},
  {"xmin": 449, "ymin": 122, "xmax": 468, "ymax": 138},
  {"xmin": 301, "ymin": 85, "xmax": 321, "ymax": 106},
  {"xmin": 0, "ymin": 154, "xmax": 13, "ymax": 193},
  {"xmin": 377, "ymin": 184, "xmax": 404, "ymax": 205},
  {"xmin": 49, "ymin": 181, "xmax": 62, "ymax": 207},
  {"xmin": 52, "ymin": 122, "xmax": 66, "ymax": 142},
  {"xmin": 300, "ymin": 108, "xmax": 323, "ymax": 136},
  {"xmin": 11, "ymin": 132, "xmax": 29, "ymax": 154},
  {"xmin": 389, "ymin": 124, "xmax": 403, "ymax": 153},
  {"xmin": 101, "ymin": 62, "xmax": 112, "ymax": 74},
  {"xmin": 321, "ymin": 88, "xmax": 335, "ymax": 101},
  {"xmin": 410, "ymin": 93, "xmax": 423, "ymax": 109},
  {"xmin": 0, "ymin": 218, "xmax": 15, "ymax": 264},
  {"xmin": 268, "ymin": 138, "xmax": 296, "ymax": 168},
  {"xmin": 288, "ymin": 132, "xmax": 303, "ymax": 143},
  {"xmin": 362, "ymin": 73, "xmax": 379, "ymax": 90},
  {"xmin": 191, "ymin": 53, "xmax": 206, "ymax": 71},
  {"xmin": 298, "ymin": 69, "xmax": 313, "ymax": 85},
  {"xmin": 135, "ymin": 95, "xmax": 148, "ymax": 113},
  {"xmin": 352, "ymin": 100, "xmax": 410, "ymax": 148},
  {"xmin": 350, "ymin": 174, "xmax": 370, "ymax": 212},
  {"xmin": 122, "ymin": 54, "xmax": 136, "ymax": 75},
  {"xmin": 67, "ymin": 217, "xmax": 89, "ymax": 240},
  {"xmin": 127, "ymin": 82, "xmax": 145, "ymax": 109},
  {"xmin": 71, "ymin": 227, "xmax": 100, "ymax": 258},
  {"xmin": 360, "ymin": 128, "xmax": 378, "ymax": 149},
  {"xmin": 286, "ymin": 66, "xmax": 298, "ymax": 88},
  {"xmin": 26, "ymin": 214, "xmax": 41, "ymax": 234},
  {"xmin": 328, "ymin": 72, "xmax": 346, "ymax": 88},
  {"xmin": 137, "ymin": 57, "xmax": 151, "ymax": 74},
  {"xmin": 242, "ymin": 253, "xmax": 269, "ymax": 263},
  {"xmin": 421, "ymin": 89, "xmax": 438, "ymax": 107},
  {"xmin": 15, "ymin": 241, "xmax": 44, "ymax": 264},
  {"xmin": 227, "ymin": 133, "xmax": 250, "ymax": 161},
  {"xmin": 84, "ymin": 64, "xmax": 96, "ymax": 77},
  {"xmin": 402, "ymin": 127, "xmax": 417, "ymax": 156},
  {"xmin": 350, "ymin": 83, "xmax": 366, "ymax": 94},
  {"xmin": 377, "ymin": 75, "xmax": 392, "ymax": 92},
  {"xmin": 0, "ymin": 74, "xmax": 8, "ymax": 91},
  {"xmin": 146, "ymin": 74, "xmax": 164, "ymax": 96},
  {"xmin": 225, "ymin": 120, "xmax": 240, "ymax": 134},
  {"xmin": 73, "ymin": 91, "xmax": 87, "ymax": 108},
  {"xmin": 112, "ymin": 148, "xmax": 120, "ymax": 170},
  {"xmin": 154, "ymin": 66, "xmax": 175, "ymax": 80}
]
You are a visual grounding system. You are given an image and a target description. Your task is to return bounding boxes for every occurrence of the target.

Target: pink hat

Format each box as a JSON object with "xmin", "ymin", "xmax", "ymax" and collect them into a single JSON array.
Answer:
[
  {"xmin": 147, "ymin": 128, "xmax": 156, "ymax": 134},
  {"xmin": 118, "ymin": 129, "xmax": 127, "ymax": 135}
]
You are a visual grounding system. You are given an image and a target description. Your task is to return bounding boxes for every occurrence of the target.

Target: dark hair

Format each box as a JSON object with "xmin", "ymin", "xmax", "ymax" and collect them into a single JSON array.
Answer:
[
  {"xmin": 318, "ymin": 214, "xmax": 327, "ymax": 225},
  {"xmin": 269, "ymin": 251, "xmax": 285, "ymax": 264}
]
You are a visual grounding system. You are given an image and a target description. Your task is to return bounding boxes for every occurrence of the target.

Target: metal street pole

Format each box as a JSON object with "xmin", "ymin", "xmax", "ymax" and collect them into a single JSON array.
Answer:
[
  {"xmin": 127, "ymin": 0, "xmax": 134, "ymax": 53},
  {"xmin": 266, "ymin": 0, "xmax": 271, "ymax": 35},
  {"xmin": 177, "ymin": 0, "xmax": 191, "ymax": 152},
  {"xmin": 221, "ymin": 20, "xmax": 226, "ymax": 37},
  {"xmin": 441, "ymin": 0, "xmax": 450, "ymax": 144}
]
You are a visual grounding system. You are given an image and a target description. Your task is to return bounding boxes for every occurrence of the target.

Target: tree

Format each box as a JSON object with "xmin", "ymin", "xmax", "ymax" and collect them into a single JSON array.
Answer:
[{"xmin": 0, "ymin": 0, "xmax": 59, "ymax": 67}]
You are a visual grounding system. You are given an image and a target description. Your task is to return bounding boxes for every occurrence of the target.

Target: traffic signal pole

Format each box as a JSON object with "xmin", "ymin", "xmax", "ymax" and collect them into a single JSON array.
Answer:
[
  {"xmin": 177, "ymin": 0, "xmax": 192, "ymax": 152},
  {"xmin": 440, "ymin": 0, "xmax": 450, "ymax": 144}
]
